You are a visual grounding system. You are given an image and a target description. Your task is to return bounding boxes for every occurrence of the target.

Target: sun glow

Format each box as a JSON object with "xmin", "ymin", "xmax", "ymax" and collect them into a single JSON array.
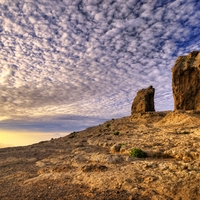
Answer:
[{"xmin": 0, "ymin": 129, "xmax": 68, "ymax": 147}]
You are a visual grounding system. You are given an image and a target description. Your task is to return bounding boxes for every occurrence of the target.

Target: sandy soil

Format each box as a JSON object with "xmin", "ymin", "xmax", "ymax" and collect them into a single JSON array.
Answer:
[{"xmin": 0, "ymin": 110, "xmax": 200, "ymax": 200}]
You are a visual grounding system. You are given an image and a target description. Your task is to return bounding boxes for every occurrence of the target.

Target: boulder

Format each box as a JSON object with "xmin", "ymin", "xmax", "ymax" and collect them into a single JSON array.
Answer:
[
  {"xmin": 110, "ymin": 144, "xmax": 121, "ymax": 153},
  {"xmin": 131, "ymin": 86, "xmax": 155, "ymax": 114},
  {"xmin": 172, "ymin": 51, "xmax": 200, "ymax": 110}
]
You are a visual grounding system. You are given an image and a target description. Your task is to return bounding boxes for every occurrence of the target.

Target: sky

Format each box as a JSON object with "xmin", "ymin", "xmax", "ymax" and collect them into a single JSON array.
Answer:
[{"xmin": 1, "ymin": 0, "xmax": 200, "ymax": 146}]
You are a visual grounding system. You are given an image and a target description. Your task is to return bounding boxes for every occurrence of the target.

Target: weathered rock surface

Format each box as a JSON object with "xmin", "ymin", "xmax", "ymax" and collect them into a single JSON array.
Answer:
[
  {"xmin": 172, "ymin": 51, "xmax": 200, "ymax": 110},
  {"xmin": 1, "ymin": 111, "xmax": 200, "ymax": 199},
  {"xmin": 131, "ymin": 86, "xmax": 155, "ymax": 114}
]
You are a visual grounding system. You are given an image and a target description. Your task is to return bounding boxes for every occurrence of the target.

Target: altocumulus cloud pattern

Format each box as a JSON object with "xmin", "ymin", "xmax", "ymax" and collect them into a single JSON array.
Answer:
[{"xmin": 1, "ymin": 0, "xmax": 200, "ymax": 132}]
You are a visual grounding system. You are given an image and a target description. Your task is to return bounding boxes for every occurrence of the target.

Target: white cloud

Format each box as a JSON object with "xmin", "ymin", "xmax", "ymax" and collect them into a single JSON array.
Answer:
[{"xmin": 0, "ymin": 0, "xmax": 200, "ymax": 132}]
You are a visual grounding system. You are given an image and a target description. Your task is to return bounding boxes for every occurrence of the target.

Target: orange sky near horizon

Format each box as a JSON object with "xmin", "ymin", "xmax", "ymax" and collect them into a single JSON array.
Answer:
[{"xmin": 0, "ymin": 129, "xmax": 69, "ymax": 147}]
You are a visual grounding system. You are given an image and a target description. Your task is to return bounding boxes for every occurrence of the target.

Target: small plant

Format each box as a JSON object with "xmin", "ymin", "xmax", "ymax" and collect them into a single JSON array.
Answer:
[
  {"xmin": 177, "ymin": 131, "xmax": 190, "ymax": 135},
  {"xmin": 69, "ymin": 131, "xmax": 77, "ymax": 138},
  {"xmin": 181, "ymin": 131, "xmax": 190, "ymax": 134},
  {"xmin": 120, "ymin": 143, "xmax": 125, "ymax": 147},
  {"xmin": 106, "ymin": 123, "xmax": 111, "ymax": 128},
  {"xmin": 99, "ymin": 129, "xmax": 102, "ymax": 132},
  {"xmin": 113, "ymin": 131, "xmax": 119, "ymax": 135},
  {"xmin": 129, "ymin": 148, "xmax": 147, "ymax": 158}
]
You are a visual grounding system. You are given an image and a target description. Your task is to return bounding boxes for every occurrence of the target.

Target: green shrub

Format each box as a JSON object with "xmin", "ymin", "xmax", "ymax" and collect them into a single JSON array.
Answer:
[
  {"xmin": 181, "ymin": 131, "xmax": 190, "ymax": 134},
  {"xmin": 69, "ymin": 131, "xmax": 77, "ymax": 138},
  {"xmin": 106, "ymin": 124, "xmax": 111, "ymax": 128},
  {"xmin": 177, "ymin": 131, "xmax": 190, "ymax": 135},
  {"xmin": 129, "ymin": 148, "xmax": 147, "ymax": 158},
  {"xmin": 120, "ymin": 143, "xmax": 125, "ymax": 146},
  {"xmin": 69, "ymin": 134, "xmax": 75, "ymax": 138},
  {"xmin": 113, "ymin": 131, "xmax": 119, "ymax": 135}
]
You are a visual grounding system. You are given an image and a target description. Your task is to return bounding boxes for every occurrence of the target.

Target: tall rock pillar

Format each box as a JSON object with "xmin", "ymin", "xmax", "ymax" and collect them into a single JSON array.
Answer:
[
  {"xmin": 131, "ymin": 86, "xmax": 155, "ymax": 114},
  {"xmin": 172, "ymin": 51, "xmax": 200, "ymax": 110}
]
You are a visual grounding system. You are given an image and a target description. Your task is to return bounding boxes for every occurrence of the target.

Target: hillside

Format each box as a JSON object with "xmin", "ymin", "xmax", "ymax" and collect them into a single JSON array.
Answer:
[{"xmin": 0, "ymin": 111, "xmax": 200, "ymax": 200}]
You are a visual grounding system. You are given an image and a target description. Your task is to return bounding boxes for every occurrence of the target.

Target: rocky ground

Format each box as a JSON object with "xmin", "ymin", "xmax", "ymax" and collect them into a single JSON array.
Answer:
[{"xmin": 0, "ymin": 110, "xmax": 200, "ymax": 200}]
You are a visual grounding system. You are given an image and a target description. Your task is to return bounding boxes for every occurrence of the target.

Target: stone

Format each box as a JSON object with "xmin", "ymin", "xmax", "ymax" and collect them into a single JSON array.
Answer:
[
  {"xmin": 81, "ymin": 164, "xmax": 108, "ymax": 172},
  {"xmin": 172, "ymin": 51, "xmax": 200, "ymax": 110},
  {"xmin": 110, "ymin": 144, "xmax": 121, "ymax": 153},
  {"xmin": 131, "ymin": 86, "xmax": 155, "ymax": 114}
]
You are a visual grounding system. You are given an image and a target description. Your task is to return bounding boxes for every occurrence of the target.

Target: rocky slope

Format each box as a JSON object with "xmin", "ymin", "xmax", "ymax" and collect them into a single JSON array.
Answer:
[{"xmin": 0, "ymin": 111, "xmax": 200, "ymax": 200}]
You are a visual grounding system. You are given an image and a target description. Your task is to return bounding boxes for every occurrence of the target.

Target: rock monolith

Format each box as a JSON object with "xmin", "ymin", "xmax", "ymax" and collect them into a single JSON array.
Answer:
[
  {"xmin": 172, "ymin": 51, "xmax": 200, "ymax": 110},
  {"xmin": 131, "ymin": 86, "xmax": 155, "ymax": 114}
]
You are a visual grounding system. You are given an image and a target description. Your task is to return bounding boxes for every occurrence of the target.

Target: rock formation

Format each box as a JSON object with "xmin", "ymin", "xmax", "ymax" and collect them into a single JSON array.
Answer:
[
  {"xmin": 131, "ymin": 86, "xmax": 155, "ymax": 114},
  {"xmin": 172, "ymin": 51, "xmax": 200, "ymax": 110}
]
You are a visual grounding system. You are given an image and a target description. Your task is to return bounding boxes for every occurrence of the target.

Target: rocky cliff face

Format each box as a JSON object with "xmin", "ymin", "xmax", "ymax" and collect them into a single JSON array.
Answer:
[
  {"xmin": 172, "ymin": 51, "xmax": 200, "ymax": 110},
  {"xmin": 131, "ymin": 86, "xmax": 155, "ymax": 114}
]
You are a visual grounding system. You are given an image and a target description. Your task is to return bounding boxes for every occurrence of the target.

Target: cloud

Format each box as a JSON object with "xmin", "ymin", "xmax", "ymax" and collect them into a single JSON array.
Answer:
[
  {"xmin": 0, "ymin": 115, "xmax": 106, "ymax": 134},
  {"xmin": 0, "ymin": 0, "xmax": 200, "ymax": 132}
]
